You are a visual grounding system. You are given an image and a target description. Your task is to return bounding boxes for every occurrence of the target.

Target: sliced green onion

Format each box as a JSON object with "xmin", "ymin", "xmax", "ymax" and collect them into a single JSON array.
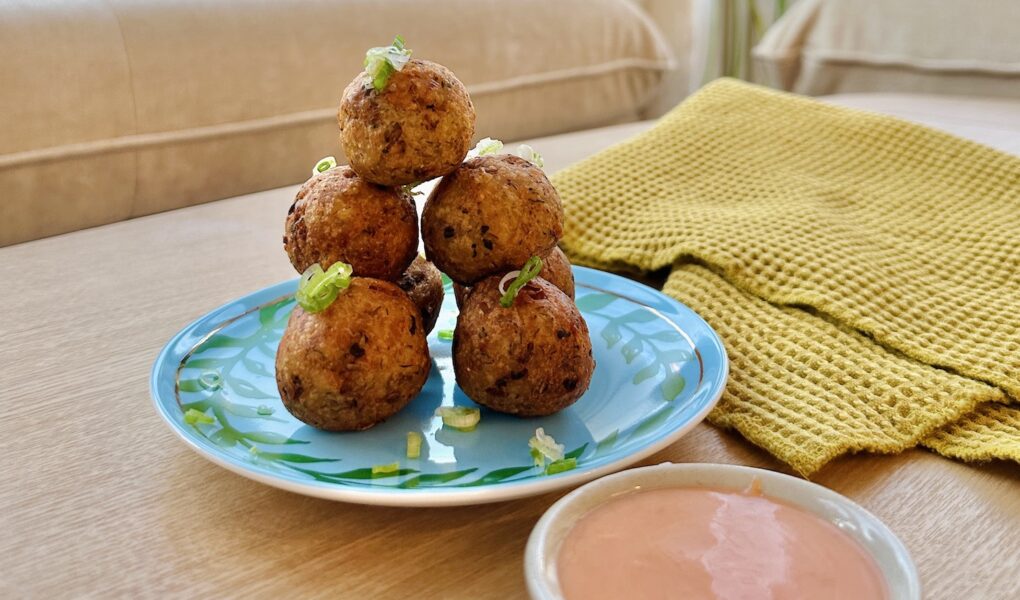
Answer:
[
  {"xmin": 545, "ymin": 457, "xmax": 577, "ymax": 475},
  {"xmin": 295, "ymin": 261, "xmax": 353, "ymax": 313},
  {"xmin": 466, "ymin": 139, "xmax": 543, "ymax": 167},
  {"xmin": 528, "ymin": 427, "xmax": 565, "ymax": 467},
  {"xmin": 530, "ymin": 447, "xmax": 544, "ymax": 467},
  {"xmin": 256, "ymin": 404, "xmax": 274, "ymax": 416},
  {"xmin": 364, "ymin": 35, "xmax": 412, "ymax": 91},
  {"xmin": 198, "ymin": 370, "xmax": 222, "ymax": 391},
  {"xmin": 183, "ymin": 408, "xmax": 214, "ymax": 425},
  {"xmin": 435, "ymin": 406, "xmax": 481, "ymax": 431},
  {"xmin": 469, "ymin": 137, "xmax": 504, "ymax": 158},
  {"xmin": 406, "ymin": 432, "xmax": 422, "ymax": 459},
  {"xmin": 313, "ymin": 156, "xmax": 337, "ymax": 176},
  {"xmin": 371, "ymin": 461, "xmax": 400, "ymax": 475},
  {"xmin": 515, "ymin": 144, "xmax": 544, "ymax": 168},
  {"xmin": 498, "ymin": 256, "xmax": 543, "ymax": 308},
  {"xmin": 400, "ymin": 183, "xmax": 423, "ymax": 197},
  {"xmin": 437, "ymin": 329, "xmax": 454, "ymax": 341}
]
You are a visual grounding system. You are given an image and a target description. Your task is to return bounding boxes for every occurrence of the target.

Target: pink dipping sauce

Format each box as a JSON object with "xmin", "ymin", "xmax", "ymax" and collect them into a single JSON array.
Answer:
[{"xmin": 556, "ymin": 486, "xmax": 888, "ymax": 600}]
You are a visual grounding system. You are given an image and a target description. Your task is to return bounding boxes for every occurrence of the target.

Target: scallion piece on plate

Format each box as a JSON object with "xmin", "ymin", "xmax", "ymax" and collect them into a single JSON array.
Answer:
[
  {"xmin": 295, "ymin": 261, "xmax": 353, "ymax": 313},
  {"xmin": 498, "ymin": 256, "xmax": 543, "ymax": 308},
  {"xmin": 198, "ymin": 370, "xmax": 222, "ymax": 391},
  {"xmin": 435, "ymin": 406, "xmax": 481, "ymax": 431},
  {"xmin": 364, "ymin": 35, "xmax": 412, "ymax": 91},
  {"xmin": 406, "ymin": 432, "xmax": 422, "ymax": 459},
  {"xmin": 528, "ymin": 427, "xmax": 565, "ymax": 467},
  {"xmin": 183, "ymin": 408, "xmax": 214, "ymax": 425},
  {"xmin": 371, "ymin": 462, "xmax": 400, "ymax": 475},
  {"xmin": 437, "ymin": 329, "xmax": 454, "ymax": 341},
  {"xmin": 545, "ymin": 457, "xmax": 577, "ymax": 475}
]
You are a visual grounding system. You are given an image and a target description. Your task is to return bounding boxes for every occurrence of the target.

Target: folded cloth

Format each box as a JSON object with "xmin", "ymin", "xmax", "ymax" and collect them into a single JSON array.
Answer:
[{"xmin": 553, "ymin": 78, "xmax": 1020, "ymax": 475}]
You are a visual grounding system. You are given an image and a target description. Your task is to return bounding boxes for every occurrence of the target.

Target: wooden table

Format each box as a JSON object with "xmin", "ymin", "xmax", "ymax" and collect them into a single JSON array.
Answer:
[{"xmin": 2, "ymin": 125, "xmax": 1018, "ymax": 599}]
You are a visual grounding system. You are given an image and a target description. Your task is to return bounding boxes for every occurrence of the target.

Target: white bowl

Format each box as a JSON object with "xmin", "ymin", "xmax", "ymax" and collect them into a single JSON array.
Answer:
[{"xmin": 525, "ymin": 462, "xmax": 920, "ymax": 600}]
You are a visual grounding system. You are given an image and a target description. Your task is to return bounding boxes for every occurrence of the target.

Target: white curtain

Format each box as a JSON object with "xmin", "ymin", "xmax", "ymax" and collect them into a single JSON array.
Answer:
[{"xmin": 690, "ymin": 0, "xmax": 794, "ymax": 89}]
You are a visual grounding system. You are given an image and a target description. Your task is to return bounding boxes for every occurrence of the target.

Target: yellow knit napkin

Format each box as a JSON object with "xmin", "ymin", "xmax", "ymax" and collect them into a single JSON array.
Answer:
[{"xmin": 552, "ymin": 79, "xmax": 1020, "ymax": 475}]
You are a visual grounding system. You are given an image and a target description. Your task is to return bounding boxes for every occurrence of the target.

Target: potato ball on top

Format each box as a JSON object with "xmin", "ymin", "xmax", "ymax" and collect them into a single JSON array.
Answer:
[
  {"xmin": 338, "ymin": 37, "xmax": 475, "ymax": 186},
  {"xmin": 422, "ymin": 153, "xmax": 564, "ymax": 285},
  {"xmin": 284, "ymin": 164, "xmax": 418, "ymax": 281}
]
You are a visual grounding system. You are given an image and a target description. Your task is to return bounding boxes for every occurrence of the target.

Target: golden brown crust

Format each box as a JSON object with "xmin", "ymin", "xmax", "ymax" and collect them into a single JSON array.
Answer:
[
  {"xmin": 338, "ymin": 59, "xmax": 475, "ymax": 186},
  {"xmin": 396, "ymin": 256, "xmax": 444, "ymax": 334},
  {"xmin": 453, "ymin": 281, "xmax": 470, "ymax": 309},
  {"xmin": 422, "ymin": 155, "xmax": 564, "ymax": 285},
  {"xmin": 275, "ymin": 278, "xmax": 430, "ymax": 431},
  {"xmin": 453, "ymin": 247, "xmax": 574, "ymax": 309},
  {"xmin": 453, "ymin": 277, "xmax": 594, "ymax": 416},
  {"xmin": 283, "ymin": 166, "xmax": 418, "ymax": 280}
]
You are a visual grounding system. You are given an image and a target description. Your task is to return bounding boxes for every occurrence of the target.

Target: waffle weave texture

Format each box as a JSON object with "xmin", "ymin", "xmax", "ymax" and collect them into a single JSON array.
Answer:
[{"xmin": 552, "ymin": 79, "xmax": 1020, "ymax": 476}]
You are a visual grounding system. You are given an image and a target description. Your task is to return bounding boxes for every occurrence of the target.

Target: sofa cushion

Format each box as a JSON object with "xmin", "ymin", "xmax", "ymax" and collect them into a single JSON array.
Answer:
[
  {"xmin": 0, "ymin": 0, "xmax": 674, "ymax": 246},
  {"xmin": 754, "ymin": 0, "xmax": 1020, "ymax": 98}
]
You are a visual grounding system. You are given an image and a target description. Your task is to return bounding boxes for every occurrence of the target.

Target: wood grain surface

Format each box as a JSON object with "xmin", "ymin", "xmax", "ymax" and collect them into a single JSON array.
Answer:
[{"xmin": 2, "ymin": 124, "xmax": 1018, "ymax": 599}]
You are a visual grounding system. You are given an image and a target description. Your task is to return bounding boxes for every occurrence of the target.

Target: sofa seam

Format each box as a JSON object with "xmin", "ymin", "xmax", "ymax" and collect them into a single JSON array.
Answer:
[
  {"xmin": 800, "ymin": 49, "xmax": 1020, "ymax": 75},
  {"xmin": 0, "ymin": 59, "xmax": 672, "ymax": 170}
]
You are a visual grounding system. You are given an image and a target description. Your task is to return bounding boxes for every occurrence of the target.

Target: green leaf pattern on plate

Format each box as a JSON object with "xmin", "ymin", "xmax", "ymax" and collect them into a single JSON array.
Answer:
[{"xmin": 578, "ymin": 291, "xmax": 697, "ymax": 452}]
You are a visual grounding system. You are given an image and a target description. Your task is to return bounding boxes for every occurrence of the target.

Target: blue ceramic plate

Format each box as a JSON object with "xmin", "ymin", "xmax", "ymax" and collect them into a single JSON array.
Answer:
[{"xmin": 151, "ymin": 266, "xmax": 728, "ymax": 506}]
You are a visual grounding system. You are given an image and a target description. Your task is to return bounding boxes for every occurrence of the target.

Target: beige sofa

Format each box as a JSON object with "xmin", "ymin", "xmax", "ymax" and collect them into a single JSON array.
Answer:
[
  {"xmin": 5, "ymin": 0, "xmax": 1019, "ymax": 248},
  {"xmin": 0, "ymin": 0, "xmax": 690, "ymax": 246},
  {"xmin": 754, "ymin": 0, "xmax": 1020, "ymax": 98}
]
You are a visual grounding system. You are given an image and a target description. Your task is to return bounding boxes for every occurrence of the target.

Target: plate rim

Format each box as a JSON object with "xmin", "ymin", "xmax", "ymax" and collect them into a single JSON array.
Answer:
[{"xmin": 150, "ymin": 266, "xmax": 729, "ymax": 507}]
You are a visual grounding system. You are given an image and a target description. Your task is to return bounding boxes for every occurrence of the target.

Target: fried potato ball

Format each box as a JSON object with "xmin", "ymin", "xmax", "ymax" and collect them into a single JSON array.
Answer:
[
  {"xmin": 284, "ymin": 166, "xmax": 418, "ymax": 281},
  {"xmin": 422, "ymin": 154, "xmax": 564, "ymax": 285},
  {"xmin": 338, "ymin": 59, "xmax": 475, "ymax": 186},
  {"xmin": 396, "ymin": 255, "xmax": 444, "ymax": 334},
  {"xmin": 453, "ymin": 276, "xmax": 594, "ymax": 416},
  {"xmin": 276, "ymin": 278, "xmax": 430, "ymax": 431},
  {"xmin": 453, "ymin": 246, "xmax": 574, "ymax": 308}
]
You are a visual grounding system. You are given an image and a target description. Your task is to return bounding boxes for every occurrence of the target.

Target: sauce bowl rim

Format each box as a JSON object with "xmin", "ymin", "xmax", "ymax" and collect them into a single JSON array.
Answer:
[{"xmin": 524, "ymin": 462, "xmax": 921, "ymax": 600}]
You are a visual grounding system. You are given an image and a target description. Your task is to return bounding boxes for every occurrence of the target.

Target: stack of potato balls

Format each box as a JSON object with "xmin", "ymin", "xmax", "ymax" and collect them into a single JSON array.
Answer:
[{"xmin": 275, "ymin": 37, "xmax": 594, "ymax": 432}]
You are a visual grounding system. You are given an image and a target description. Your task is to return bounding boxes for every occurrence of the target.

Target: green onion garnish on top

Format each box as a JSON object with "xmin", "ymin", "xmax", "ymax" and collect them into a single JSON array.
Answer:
[
  {"xmin": 313, "ymin": 156, "xmax": 337, "ymax": 176},
  {"xmin": 498, "ymin": 256, "xmax": 543, "ymax": 308},
  {"xmin": 515, "ymin": 144, "xmax": 544, "ymax": 168},
  {"xmin": 364, "ymin": 35, "xmax": 412, "ymax": 91},
  {"xmin": 470, "ymin": 137, "xmax": 504, "ymax": 157},
  {"xmin": 400, "ymin": 183, "xmax": 423, "ymax": 197},
  {"xmin": 295, "ymin": 261, "xmax": 353, "ymax": 313},
  {"xmin": 466, "ymin": 138, "xmax": 543, "ymax": 168}
]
